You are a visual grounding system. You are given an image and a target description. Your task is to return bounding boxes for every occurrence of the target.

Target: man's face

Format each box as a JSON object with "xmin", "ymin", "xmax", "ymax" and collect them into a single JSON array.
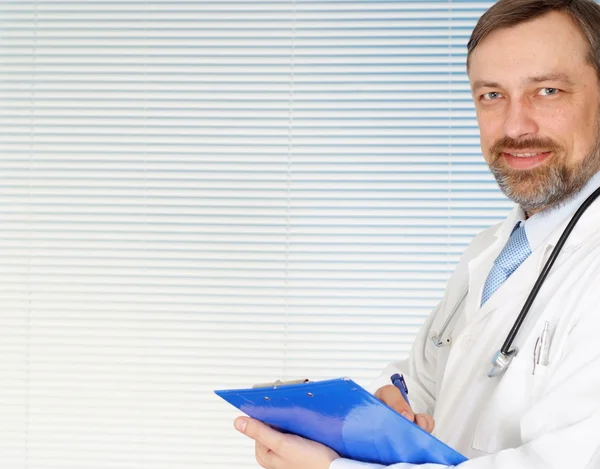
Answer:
[{"xmin": 468, "ymin": 11, "xmax": 600, "ymax": 215}]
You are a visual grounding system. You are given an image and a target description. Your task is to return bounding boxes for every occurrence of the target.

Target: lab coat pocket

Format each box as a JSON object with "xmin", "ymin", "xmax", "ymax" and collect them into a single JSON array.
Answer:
[
  {"xmin": 530, "ymin": 363, "xmax": 549, "ymax": 399},
  {"xmin": 471, "ymin": 354, "xmax": 543, "ymax": 454}
]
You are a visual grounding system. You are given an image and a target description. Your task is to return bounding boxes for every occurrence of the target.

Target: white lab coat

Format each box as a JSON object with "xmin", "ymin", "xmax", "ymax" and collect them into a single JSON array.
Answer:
[{"xmin": 331, "ymin": 200, "xmax": 600, "ymax": 469}]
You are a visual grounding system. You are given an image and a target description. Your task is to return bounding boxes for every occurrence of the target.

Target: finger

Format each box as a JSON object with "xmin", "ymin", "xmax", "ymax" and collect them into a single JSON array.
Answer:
[
  {"xmin": 425, "ymin": 414, "xmax": 435, "ymax": 432},
  {"xmin": 415, "ymin": 413, "xmax": 435, "ymax": 433},
  {"xmin": 235, "ymin": 417, "xmax": 286, "ymax": 454},
  {"xmin": 255, "ymin": 442, "xmax": 269, "ymax": 468},
  {"xmin": 375, "ymin": 385, "xmax": 415, "ymax": 422},
  {"xmin": 256, "ymin": 441, "xmax": 281, "ymax": 469}
]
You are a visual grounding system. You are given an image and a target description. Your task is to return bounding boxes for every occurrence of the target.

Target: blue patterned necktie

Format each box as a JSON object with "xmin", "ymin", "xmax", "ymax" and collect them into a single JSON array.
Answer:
[{"xmin": 481, "ymin": 223, "xmax": 532, "ymax": 306}]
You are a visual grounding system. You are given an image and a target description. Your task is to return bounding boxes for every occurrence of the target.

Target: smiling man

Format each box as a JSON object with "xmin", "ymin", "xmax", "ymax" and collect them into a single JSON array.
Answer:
[{"xmin": 233, "ymin": 1, "xmax": 600, "ymax": 468}]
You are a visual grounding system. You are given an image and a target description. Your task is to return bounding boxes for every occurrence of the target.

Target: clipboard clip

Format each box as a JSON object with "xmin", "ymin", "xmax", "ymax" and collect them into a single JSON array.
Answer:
[{"xmin": 252, "ymin": 378, "xmax": 311, "ymax": 389}]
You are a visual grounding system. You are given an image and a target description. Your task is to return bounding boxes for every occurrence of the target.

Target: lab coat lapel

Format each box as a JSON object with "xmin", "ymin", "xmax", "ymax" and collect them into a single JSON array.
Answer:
[
  {"xmin": 464, "ymin": 207, "xmax": 523, "ymax": 323},
  {"xmin": 464, "ymin": 241, "xmax": 499, "ymax": 322},
  {"xmin": 476, "ymin": 247, "xmax": 544, "ymax": 320}
]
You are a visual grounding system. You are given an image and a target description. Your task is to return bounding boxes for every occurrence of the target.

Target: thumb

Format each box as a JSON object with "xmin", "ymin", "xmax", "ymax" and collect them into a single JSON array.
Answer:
[{"xmin": 374, "ymin": 384, "xmax": 415, "ymax": 422}]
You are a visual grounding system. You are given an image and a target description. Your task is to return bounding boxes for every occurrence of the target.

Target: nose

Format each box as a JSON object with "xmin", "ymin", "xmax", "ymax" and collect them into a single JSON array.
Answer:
[{"xmin": 502, "ymin": 98, "xmax": 539, "ymax": 140}]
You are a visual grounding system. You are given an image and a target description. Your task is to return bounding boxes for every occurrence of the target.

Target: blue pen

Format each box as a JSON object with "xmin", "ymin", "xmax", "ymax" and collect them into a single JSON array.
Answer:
[{"xmin": 390, "ymin": 373, "xmax": 410, "ymax": 407}]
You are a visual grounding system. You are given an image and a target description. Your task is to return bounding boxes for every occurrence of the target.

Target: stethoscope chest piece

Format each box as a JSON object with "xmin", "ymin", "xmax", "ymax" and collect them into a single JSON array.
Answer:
[{"xmin": 488, "ymin": 349, "xmax": 517, "ymax": 378}]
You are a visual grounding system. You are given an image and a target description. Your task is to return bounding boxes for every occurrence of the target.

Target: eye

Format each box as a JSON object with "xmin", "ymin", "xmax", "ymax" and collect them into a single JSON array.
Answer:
[
  {"xmin": 539, "ymin": 87, "xmax": 559, "ymax": 96},
  {"xmin": 481, "ymin": 91, "xmax": 502, "ymax": 101}
]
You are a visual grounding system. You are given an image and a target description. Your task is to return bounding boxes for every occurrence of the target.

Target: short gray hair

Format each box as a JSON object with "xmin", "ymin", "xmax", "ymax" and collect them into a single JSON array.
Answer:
[{"xmin": 467, "ymin": 0, "xmax": 600, "ymax": 78}]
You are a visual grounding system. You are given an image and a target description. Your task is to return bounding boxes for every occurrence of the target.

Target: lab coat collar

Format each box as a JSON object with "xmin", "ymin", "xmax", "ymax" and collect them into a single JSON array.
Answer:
[{"xmin": 464, "ymin": 208, "xmax": 523, "ymax": 322}]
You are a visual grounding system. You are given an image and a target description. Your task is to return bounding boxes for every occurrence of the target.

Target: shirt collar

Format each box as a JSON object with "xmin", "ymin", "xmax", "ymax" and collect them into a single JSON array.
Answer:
[{"xmin": 520, "ymin": 170, "xmax": 600, "ymax": 251}]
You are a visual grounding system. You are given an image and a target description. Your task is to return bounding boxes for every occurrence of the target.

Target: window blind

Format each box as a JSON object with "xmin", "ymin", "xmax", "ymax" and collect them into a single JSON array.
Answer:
[{"xmin": 0, "ymin": 1, "xmax": 508, "ymax": 468}]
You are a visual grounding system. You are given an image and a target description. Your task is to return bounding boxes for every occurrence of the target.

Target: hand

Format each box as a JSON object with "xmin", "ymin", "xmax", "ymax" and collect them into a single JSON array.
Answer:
[
  {"xmin": 234, "ymin": 416, "xmax": 340, "ymax": 469},
  {"xmin": 374, "ymin": 385, "xmax": 435, "ymax": 433}
]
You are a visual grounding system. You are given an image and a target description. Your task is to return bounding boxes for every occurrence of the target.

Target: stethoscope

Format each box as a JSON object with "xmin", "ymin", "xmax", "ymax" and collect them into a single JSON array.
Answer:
[{"xmin": 430, "ymin": 185, "xmax": 600, "ymax": 378}]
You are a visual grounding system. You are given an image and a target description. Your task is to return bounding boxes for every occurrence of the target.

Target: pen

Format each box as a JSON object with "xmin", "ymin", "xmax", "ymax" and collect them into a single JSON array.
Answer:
[
  {"xmin": 390, "ymin": 373, "xmax": 410, "ymax": 407},
  {"xmin": 538, "ymin": 321, "xmax": 550, "ymax": 366},
  {"xmin": 533, "ymin": 336, "xmax": 540, "ymax": 375},
  {"xmin": 533, "ymin": 321, "xmax": 550, "ymax": 375}
]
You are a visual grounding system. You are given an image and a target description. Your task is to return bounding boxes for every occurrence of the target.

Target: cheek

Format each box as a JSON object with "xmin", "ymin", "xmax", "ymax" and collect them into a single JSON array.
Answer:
[
  {"xmin": 476, "ymin": 110, "xmax": 503, "ymax": 144},
  {"xmin": 539, "ymin": 115, "xmax": 577, "ymax": 155},
  {"xmin": 571, "ymin": 130, "xmax": 597, "ymax": 162},
  {"xmin": 572, "ymin": 113, "xmax": 598, "ymax": 159},
  {"xmin": 476, "ymin": 124, "xmax": 498, "ymax": 161},
  {"xmin": 479, "ymin": 140, "xmax": 494, "ymax": 164},
  {"xmin": 544, "ymin": 102, "xmax": 597, "ymax": 158}
]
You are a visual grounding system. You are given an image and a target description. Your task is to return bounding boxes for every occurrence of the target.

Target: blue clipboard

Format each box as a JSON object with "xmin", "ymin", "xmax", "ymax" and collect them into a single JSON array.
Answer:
[{"xmin": 215, "ymin": 377, "xmax": 467, "ymax": 466}]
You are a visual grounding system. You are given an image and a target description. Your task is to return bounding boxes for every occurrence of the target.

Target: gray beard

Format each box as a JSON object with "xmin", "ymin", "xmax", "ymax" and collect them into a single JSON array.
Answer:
[
  {"xmin": 491, "ymin": 159, "xmax": 600, "ymax": 214},
  {"xmin": 489, "ymin": 131, "xmax": 600, "ymax": 215},
  {"xmin": 490, "ymin": 164, "xmax": 572, "ymax": 214}
]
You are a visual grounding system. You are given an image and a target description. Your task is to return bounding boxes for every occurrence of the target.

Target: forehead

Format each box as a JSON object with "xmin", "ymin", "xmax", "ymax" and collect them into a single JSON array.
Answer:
[{"xmin": 468, "ymin": 11, "xmax": 592, "ymax": 87}]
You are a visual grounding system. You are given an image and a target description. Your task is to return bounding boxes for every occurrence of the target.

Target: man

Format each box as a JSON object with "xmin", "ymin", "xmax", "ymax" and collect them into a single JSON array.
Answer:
[{"xmin": 233, "ymin": 1, "xmax": 600, "ymax": 467}]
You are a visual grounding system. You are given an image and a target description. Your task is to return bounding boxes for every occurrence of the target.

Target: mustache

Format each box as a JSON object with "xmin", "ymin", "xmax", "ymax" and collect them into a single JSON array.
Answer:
[{"xmin": 489, "ymin": 136, "xmax": 563, "ymax": 157}]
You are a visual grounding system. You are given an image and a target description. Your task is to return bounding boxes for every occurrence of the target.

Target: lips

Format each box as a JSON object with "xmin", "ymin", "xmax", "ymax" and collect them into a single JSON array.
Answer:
[
  {"xmin": 505, "ymin": 151, "xmax": 546, "ymax": 157},
  {"xmin": 501, "ymin": 150, "xmax": 552, "ymax": 169}
]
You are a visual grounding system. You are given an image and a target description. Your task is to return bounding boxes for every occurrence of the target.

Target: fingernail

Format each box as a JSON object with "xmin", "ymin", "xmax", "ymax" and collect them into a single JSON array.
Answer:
[
  {"xmin": 401, "ymin": 411, "xmax": 412, "ymax": 420},
  {"xmin": 235, "ymin": 417, "xmax": 248, "ymax": 433}
]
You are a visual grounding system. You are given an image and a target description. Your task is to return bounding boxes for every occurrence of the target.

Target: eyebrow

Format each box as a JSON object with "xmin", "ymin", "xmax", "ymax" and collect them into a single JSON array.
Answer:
[{"xmin": 471, "ymin": 73, "xmax": 575, "ymax": 91}]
